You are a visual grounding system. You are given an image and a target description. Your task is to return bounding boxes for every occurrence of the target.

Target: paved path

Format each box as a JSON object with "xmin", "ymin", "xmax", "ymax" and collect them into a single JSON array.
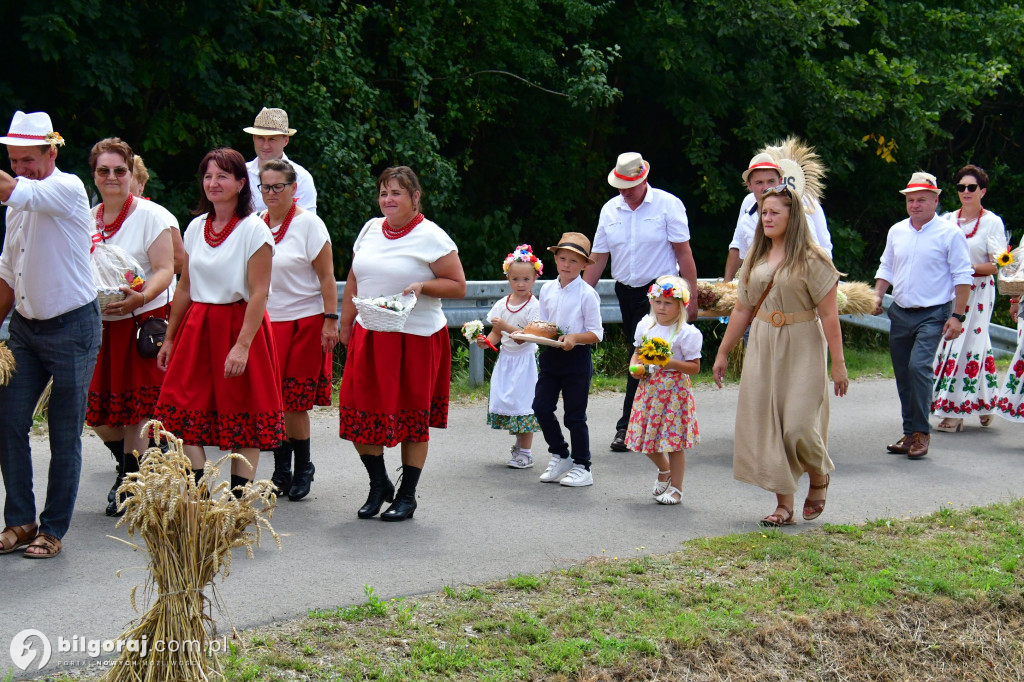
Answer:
[{"xmin": 3, "ymin": 378, "xmax": 1023, "ymax": 676}]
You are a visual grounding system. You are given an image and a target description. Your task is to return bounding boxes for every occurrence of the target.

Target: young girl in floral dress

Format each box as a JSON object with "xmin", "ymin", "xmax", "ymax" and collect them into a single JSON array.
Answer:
[
  {"xmin": 478, "ymin": 245, "xmax": 542, "ymax": 468},
  {"xmin": 624, "ymin": 275, "xmax": 702, "ymax": 504}
]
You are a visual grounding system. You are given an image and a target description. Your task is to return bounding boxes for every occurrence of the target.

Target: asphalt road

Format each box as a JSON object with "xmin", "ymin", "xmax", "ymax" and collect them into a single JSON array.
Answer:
[{"xmin": 3, "ymin": 377, "xmax": 1023, "ymax": 676}]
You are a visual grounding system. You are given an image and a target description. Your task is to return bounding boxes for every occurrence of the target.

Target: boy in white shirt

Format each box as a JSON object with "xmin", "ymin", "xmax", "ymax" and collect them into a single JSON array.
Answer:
[{"xmin": 533, "ymin": 232, "xmax": 604, "ymax": 487}]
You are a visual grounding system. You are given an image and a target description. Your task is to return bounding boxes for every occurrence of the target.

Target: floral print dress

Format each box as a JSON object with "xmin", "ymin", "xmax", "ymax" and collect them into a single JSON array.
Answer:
[{"xmin": 932, "ymin": 210, "xmax": 1006, "ymax": 418}]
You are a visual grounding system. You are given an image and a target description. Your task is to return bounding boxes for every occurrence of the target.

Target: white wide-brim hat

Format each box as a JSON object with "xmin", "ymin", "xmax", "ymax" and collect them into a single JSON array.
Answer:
[
  {"xmin": 0, "ymin": 110, "xmax": 61, "ymax": 146},
  {"xmin": 899, "ymin": 171, "xmax": 941, "ymax": 195},
  {"xmin": 243, "ymin": 107, "xmax": 297, "ymax": 136},
  {"xmin": 741, "ymin": 152, "xmax": 783, "ymax": 183},
  {"xmin": 607, "ymin": 152, "xmax": 651, "ymax": 189}
]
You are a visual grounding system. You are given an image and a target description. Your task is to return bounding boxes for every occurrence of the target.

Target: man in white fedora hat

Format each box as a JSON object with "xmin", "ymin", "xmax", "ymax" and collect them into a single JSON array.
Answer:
[
  {"xmin": 0, "ymin": 110, "xmax": 102, "ymax": 558},
  {"xmin": 244, "ymin": 107, "xmax": 318, "ymax": 213},
  {"xmin": 724, "ymin": 147, "xmax": 832, "ymax": 281},
  {"xmin": 583, "ymin": 152, "xmax": 698, "ymax": 452},
  {"xmin": 874, "ymin": 171, "xmax": 972, "ymax": 459}
]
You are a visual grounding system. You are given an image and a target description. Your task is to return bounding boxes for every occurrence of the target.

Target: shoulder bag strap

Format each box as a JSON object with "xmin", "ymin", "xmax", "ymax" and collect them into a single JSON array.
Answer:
[{"xmin": 749, "ymin": 270, "xmax": 777, "ymax": 321}]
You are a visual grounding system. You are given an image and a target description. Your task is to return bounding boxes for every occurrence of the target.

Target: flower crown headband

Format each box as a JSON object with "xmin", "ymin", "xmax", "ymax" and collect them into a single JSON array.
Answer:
[
  {"xmin": 648, "ymin": 281, "xmax": 689, "ymax": 304},
  {"xmin": 503, "ymin": 244, "xmax": 543, "ymax": 275}
]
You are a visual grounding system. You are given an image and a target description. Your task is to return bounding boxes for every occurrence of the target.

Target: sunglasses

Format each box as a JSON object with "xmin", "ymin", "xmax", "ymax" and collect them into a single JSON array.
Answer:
[
  {"xmin": 258, "ymin": 182, "xmax": 293, "ymax": 194},
  {"xmin": 95, "ymin": 166, "xmax": 129, "ymax": 178},
  {"xmin": 956, "ymin": 183, "xmax": 980, "ymax": 193},
  {"xmin": 762, "ymin": 183, "xmax": 792, "ymax": 197}
]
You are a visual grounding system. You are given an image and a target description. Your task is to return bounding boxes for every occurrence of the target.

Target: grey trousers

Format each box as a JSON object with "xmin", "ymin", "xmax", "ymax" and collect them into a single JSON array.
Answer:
[{"xmin": 887, "ymin": 301, "xmax": 950, "ymax": 435}]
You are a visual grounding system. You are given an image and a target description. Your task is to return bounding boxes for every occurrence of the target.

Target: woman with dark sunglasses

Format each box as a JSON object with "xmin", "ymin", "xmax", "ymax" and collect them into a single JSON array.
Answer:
[
  {"xmin": 932, "ymin": 165, "xmax": 1006, "ymax": 432},
  {"xmin": 85, "ymin": 138, "xmax": 176, "ymax": 516}
]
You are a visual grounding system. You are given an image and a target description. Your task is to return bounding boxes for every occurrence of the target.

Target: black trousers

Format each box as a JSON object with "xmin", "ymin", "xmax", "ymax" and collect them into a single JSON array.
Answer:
[
  {"xmin": 615, "ymin": 280, "xmax": 655, "ymax": 431},
  {"xmin": 532, "ymin": 345, "xmax": 593, "ymax": 468}
]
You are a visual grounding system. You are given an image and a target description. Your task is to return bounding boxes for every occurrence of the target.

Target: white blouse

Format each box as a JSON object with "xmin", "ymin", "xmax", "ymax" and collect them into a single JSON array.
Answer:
[
  {"xmin": 183, "ymin": 213, "xmax": 274, "ymax": 304},
  {"xmin": 264, "ymin": 211, "xmax": 331, "ymax": 321}
]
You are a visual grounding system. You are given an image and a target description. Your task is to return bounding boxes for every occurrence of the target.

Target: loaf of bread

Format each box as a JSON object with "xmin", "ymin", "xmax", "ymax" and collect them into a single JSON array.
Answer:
[{"xmin": 523, "ymin": 320, "xmax": 559, "ymax": 339}]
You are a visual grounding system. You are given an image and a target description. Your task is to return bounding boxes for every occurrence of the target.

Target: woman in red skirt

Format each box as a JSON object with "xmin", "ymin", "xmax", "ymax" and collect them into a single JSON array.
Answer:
[
  {"xmin": 85, "ymin": 138, "xmax": 176, "ymax": 516},
  {"xmin": 258, "ymin": 159, "xmax": 338, "ymax": 500},
  {"xmin": 338, "ymin": 166, "xmax": 466, "ymax": 521},
  {"xmin": 156, "ymin": 148, "xmax": 284, "ymax": 492}
]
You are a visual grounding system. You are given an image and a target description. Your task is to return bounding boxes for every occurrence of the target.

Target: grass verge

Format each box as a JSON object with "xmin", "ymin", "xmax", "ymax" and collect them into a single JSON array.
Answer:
[{"xmin": 28, "ymin": 501, "xmax": 1023, "ymax": 680}]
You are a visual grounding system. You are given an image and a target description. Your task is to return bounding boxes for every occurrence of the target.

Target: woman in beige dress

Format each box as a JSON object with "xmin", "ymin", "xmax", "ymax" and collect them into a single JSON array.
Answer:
[{"xmin": 712, "ymin": 182, "xmax": 848, "ymax": 527}]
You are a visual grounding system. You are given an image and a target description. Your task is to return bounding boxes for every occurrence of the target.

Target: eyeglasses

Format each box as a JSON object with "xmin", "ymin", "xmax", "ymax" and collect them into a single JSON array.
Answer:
[
  {"xmin": 258, "ymin": 182, "xmax": 293, "ymax": 194},
  {"xmin": 95, "ymin": 166, "xmax": 129, "ymax": 178},
  {"xmin": 956, "ymin": 183, "xmax": 980, "ymax": 193}
]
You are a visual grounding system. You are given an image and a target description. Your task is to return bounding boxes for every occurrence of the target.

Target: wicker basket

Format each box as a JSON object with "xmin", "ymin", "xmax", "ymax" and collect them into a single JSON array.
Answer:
[
  {"xmin": 997, "ymin": 278, "xmax": 1024, "ymax": 297},
  {"xmin": 97, "ymin": 288, "xmax": 127, "ymax": 308},
  {"xmin": 353, "ymin": 293, "xmax": 417, "ymax": 332}
]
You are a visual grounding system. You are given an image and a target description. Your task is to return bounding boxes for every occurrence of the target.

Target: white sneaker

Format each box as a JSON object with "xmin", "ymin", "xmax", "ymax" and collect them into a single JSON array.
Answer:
[
  {"xmin": 539, "ymin": 455, "xmax": 574, "ymax": 482},
  {"xmin": 559, "ymin": 464, "xmax": 593, "ymax": 487},
  {"xmin": 507, "ymin": 447, "xmax": 534, "ymax": 469}
]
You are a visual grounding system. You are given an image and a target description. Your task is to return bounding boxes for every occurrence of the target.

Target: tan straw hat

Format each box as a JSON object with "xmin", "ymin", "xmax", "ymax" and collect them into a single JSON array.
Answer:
[
  {"xmin": 741, "ymin": 152, "xmax": 783, "ymax": 183},
  {"xmin": 607, "ymin": 152, "xmax": 651, "ymax": 189},
  {"xmin": 547, "ymin": 232, "xmax": 596, "ymax": 265},
  {"xmin": 243, "ymin": 107, "xmax": 297, "ymax": 136},
  {"xmin": 899, "ymin": 171, "xmax": 941, "ymax": 195},
  {"xmin": 0, "ymin": 111, "xmax": 64, "ymax": 147}
]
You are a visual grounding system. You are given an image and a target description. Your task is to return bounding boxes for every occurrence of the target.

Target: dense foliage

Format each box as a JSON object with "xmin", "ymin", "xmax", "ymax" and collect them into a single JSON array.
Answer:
[{"xmin": 2, "ymin": 1, "xmax": 1023, "ymax": 279}]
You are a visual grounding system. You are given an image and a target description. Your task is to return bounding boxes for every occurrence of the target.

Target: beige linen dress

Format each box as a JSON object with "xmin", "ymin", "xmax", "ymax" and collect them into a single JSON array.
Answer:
[{"xmin": 733, "ymin": 255, "xmax": 840, "ymax": 494}]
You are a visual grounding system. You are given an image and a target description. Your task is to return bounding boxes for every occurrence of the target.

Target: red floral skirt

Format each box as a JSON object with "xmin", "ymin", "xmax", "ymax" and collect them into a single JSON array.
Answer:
[
  {"xmin": 272, "ymin": 315, "xmax": 333, "ymax": 411},
  {"xmin": 155, "ymin": 301, "xmax": 285, "ymax": 449},
  {"xmin": 87, "ymin": 310, "xmax": 167, "ymax": 427},
  {"xmin": 338, "ymin": 324, "xmax": 450, "ymax": 446}
]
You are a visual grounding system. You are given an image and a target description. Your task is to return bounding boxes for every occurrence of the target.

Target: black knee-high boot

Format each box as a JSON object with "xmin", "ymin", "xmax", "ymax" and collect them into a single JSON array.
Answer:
[
  {"xmin": 104, "ymin": 440, "xmax": 125, "ymax": 505},
  {"xmin": 381, "ymin": 465, "xmax": 420, "ymax": 522},
  {"xmin": 288, "ymin": 438, "xmax": 314, "ymax": 501},
  {"xmin": 358, "ymin": 454, "xmax": 394, "ymax": 519},
  {"xmin": 270, "ymin": 441, "xmax": 293, "ymax": 495},
  {"xmin": 230, "ymin": 474, "xmax": 250, "ymax": 500}
]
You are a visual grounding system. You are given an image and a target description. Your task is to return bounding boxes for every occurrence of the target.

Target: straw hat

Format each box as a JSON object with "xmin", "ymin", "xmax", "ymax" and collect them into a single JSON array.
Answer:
[
  {"xmin": 243, "ymin": 107, "xmax": 297, "ymax": 136},
  {"xmin": 607, "ymin": 152, "xmax": 650, "ymax": 189},
  {"xmin": 0, "ymin": 111, "xmax": 64, "ymax": 147},
  {"xmin": 899, "ymin": 171, "xmax": 941, "ymax": 195},
  {"xmin": 547, "ymin": 232, "xmax": 596, "ymax": 264},
  {"xmin": 741, "ymin": 152, "xmax": 782, "ymax": 183}
]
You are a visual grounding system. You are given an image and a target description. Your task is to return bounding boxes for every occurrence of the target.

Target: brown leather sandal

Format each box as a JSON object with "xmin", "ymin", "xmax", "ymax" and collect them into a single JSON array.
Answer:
[
  {"xmin": 803, "ymin": 473, "xmax": 830, "ymax": 521},
  {"xmin": 0, "ymin": 523, "xmax": 38, "ymax": 554},
  {"xmin": 23, "ymin": 532, "xmax": 61, "ymax": 559},
  {"xmin": 760, "ymin": 505, "xmax": 795, "ymax": 527}
]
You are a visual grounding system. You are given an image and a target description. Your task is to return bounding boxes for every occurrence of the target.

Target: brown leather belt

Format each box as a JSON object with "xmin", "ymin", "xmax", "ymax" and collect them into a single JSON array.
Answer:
[{"xmin": 755, "ymin": 308, "xmax": 817, "ymax": 327}]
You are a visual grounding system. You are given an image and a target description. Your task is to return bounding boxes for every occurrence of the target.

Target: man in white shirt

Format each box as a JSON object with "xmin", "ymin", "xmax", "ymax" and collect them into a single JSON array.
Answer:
[
  {"xmin": 0, "ymin": 111, "xmax": 102, "ymax": 558},
  {"xmin": 243, "ymin": 107, "xmax": 317, "ymax": 214},
  {"xmin": 584, "ymin": 152, "xmax": 698, "ymax": 452},
  {"xmin": 874, "ymin": 172, "xmax": 973, "ymax": 459},
  {"xmin": 724, "ymin": 152, "xmax": 832, "ymax": 281}
]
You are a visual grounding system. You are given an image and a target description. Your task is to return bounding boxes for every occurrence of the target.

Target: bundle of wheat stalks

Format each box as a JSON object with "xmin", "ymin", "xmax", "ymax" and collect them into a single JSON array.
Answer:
[
  {"xmin": 695, "ymin": 280, "xmax": 876, "ymax": 318},
  {"xmin": 0, "ymin": 341, "xmax": 14, "ymax": 386},
  {"xmin": 103, "ymin": 421, "xmax": 279, "ymax": 682}
]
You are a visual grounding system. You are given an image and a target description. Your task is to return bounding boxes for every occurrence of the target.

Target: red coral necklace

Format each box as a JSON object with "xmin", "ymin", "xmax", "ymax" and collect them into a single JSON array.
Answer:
[
  {"xmin": 263, "ymin": 199, "xmax": 297, "ymax": 244},
  {"xmin": 96, "ymin": 193, "xmax": 134, "ymax": 240},
  {"xmin": 958, "ymin": 208, "xmax": 984, "ymax": 239},
  {"xmin": 382, "ymin": 212, "xmax": 424, "ymax": 240},
  {"xmin": 204, "ymin": 213, "xmax": 241, "ymax": 248},
  {"xmin": 506, "ymin": 292, "xmax": 533, "ymax": 314}
]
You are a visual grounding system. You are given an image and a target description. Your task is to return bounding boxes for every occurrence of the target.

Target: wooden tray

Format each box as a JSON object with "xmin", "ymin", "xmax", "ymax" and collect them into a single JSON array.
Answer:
[{"xmin": 509, "ymin": 332, "xmax": 565, "ymax": 348}]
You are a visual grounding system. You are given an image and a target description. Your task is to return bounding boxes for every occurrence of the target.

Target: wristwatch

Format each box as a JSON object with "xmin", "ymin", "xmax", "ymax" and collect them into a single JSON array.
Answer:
[{"xmin": 951, "ymin": 313, "xmax": 966, "ymax": 323}]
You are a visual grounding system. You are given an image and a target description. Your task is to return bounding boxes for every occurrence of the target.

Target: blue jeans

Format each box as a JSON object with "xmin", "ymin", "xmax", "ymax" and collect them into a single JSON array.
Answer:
[
  {"xmin": 888, "ymin": 301, "xmax": 949, "ymax": 435},
  {"xmin": 0, "ymin": 301, "xmax": 101, "ymax": 539}
]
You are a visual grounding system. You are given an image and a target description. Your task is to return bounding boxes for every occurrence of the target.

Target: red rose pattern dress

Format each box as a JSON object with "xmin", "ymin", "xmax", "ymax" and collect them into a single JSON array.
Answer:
[{"xmin": 932, "ymin": 211, "xmax": 1006, "ymax": 418}]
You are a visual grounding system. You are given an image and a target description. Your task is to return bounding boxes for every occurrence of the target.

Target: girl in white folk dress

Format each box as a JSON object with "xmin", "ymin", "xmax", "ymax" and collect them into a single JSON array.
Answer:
[
  {"xmin": 624, "ymin": 276, "xmax": 702, "ymax": 505},
  {"xmin": 933, "ymin": 165, "xmax": 1007, "ymax": 431},
  {"xmin": 478, "ymin": 245, "xmax": 543, "ymax": 468}
]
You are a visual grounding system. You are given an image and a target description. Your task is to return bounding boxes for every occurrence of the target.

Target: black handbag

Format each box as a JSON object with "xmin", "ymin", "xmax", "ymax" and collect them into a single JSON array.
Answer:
[{"xmin": 133, "ymin": 291, "xmax": 170, "ymax": 358}]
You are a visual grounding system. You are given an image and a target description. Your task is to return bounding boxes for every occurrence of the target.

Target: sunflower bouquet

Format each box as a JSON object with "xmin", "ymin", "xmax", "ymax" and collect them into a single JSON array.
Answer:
[{"xmin": 637, "ymin": 336, "xmax": 672, "ymax": 366}]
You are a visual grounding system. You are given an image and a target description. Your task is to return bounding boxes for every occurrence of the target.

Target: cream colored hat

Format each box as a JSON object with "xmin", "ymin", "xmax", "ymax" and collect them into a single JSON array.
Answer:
[
  {"xmin": 899, "ymin": 171, "xmax": 941, "ymax": 195},
  {"xmin": 0, "ymin": 111, "xmax": 64, "ymax": 147},
  {"xmin": 547, "ymin": 232, "xmax": 596, "ymax": 265},
  {"xmin": 741, "ymin": 152, "xmax": 782, "ymax": 183},
  {"xmin": 607, "ymin": 152, "xmax": 651, "ymax": 189},
  {"xmin": 243, "ymin": 107, "xmax": 297, "ymax": 136}
]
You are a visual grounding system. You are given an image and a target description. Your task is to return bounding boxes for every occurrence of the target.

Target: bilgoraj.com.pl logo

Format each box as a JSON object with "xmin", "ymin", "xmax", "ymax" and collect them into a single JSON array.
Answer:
[{"xmin": 10, "ymin": 628, "xmax": 228, "ymax": 671}]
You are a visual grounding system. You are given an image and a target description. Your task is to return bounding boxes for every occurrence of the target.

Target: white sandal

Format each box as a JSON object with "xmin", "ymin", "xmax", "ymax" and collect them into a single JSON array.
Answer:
[
  {"xmin": 653, "ymin": 470, "xmax": 671, "ymax": 496},
  {"xmin": 655, "ymin": 486, "xmax": 682, "ymax": 505}
]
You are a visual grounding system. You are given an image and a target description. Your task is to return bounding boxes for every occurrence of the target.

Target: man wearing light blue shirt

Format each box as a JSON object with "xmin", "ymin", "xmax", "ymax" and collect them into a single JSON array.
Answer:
[{"xmin": 874, "ymin": 172, "xmax": 972, "ymax": 459}]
